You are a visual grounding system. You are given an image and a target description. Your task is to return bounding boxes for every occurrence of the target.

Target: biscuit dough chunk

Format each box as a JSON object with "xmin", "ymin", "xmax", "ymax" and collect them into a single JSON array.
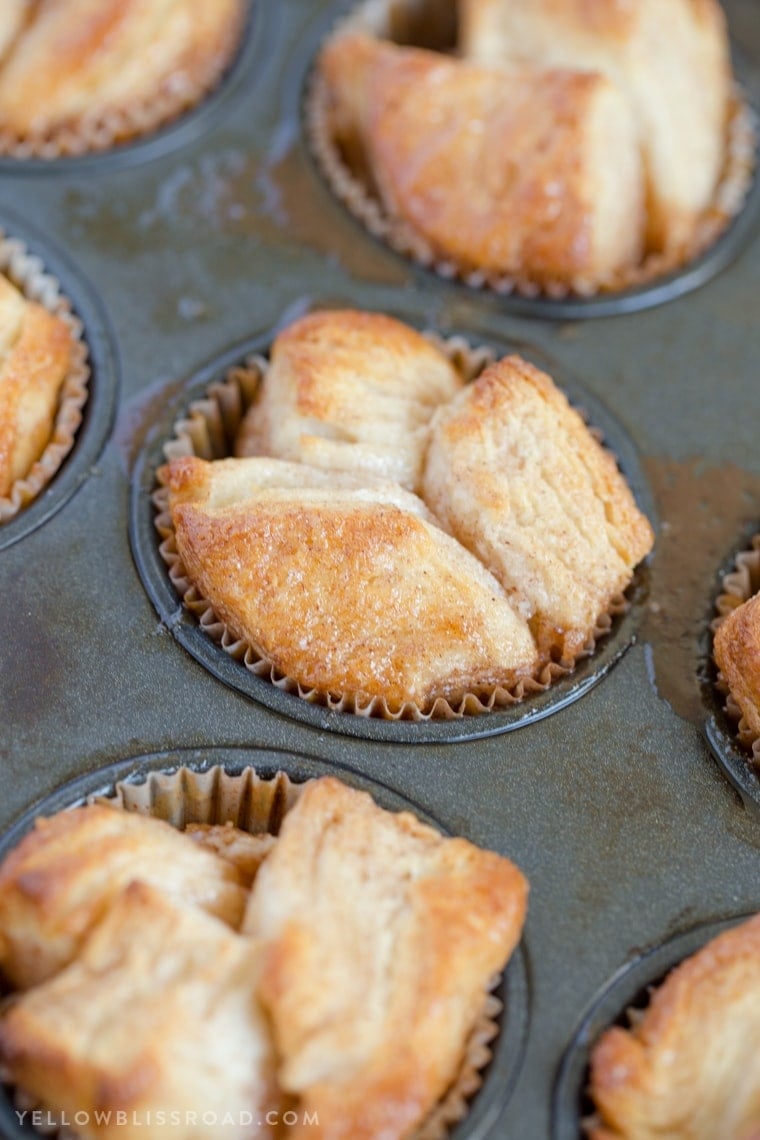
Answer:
[
  {"xmin": 244, "ymin": 777, "xmax": 528, "ymax": 1140},
  {"xmin": 0, "ymin": 0, "xmax": 245, "ymax": 138},
  {"xmin": 588, "ymin": 914, "xmax": 760, "ymax": 1139},
  {"xmin": 459, "ymin": 0, "xmax": 731, "ymax": 253},
  {"xmin": 714, "ymin": 592, "xmax": 760, "ymax": 739},
  {"xmin": 423, "ymin": 355, "xmax": 654, "ymax": 659},
  {"xmin": 164, "ymin": 456, "xmax": 538, "ymax": 710},
  {"xmin": 319, "ymin": 33, "xmax": 644, "ymax": 286},
  {"xmin": 0, "ymin": 804, "xmax": 251, "ymax": 988},
  {"xmin": 0, "ymin": 274, "xmax": 72, "ymax": 497},
  {"xmin": 0, "ymin": 882, "xmax": 281, "ymax": 1140},
  {"xmin": 236, "ymin": 309, "xmax": 464, "ymax": 493}
]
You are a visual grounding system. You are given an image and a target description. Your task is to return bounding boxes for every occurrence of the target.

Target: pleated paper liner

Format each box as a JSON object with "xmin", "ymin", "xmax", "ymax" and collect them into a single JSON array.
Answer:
[
  {"xmin": 0, "ymin": 4, "xmax": 247, "ymax": 160},
  {"xmin": 152, "ymin": 335, "xmax": 629, "ymax": 721},
  {"xmin": 0, "ymin": 231, "xmax": 90, "ymax": 525},
  {"xmin": 0, "ymin": 763, "xmax": 505, "ymax": 1140},
  {"xmin": 305, "ymin": 0, "xmax": 757, "ymax": 301},
  {"xmin": 712, "ymin": 531, "xmax": 760, "ymax": 766}
]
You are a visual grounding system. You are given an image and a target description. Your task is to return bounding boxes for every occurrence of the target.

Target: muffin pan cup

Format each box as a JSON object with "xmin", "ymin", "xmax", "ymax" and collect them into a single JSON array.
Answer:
[
  {"xmin": 1, "ymin": 2, "xmax": 760, "ymax": 1138},
  {"xmin": 0, "ymin": 749, "xmax": 530, "ymax": 1140},
  {"xmin": 305, "ymin": 0, "xmax": 759, "ymax": 317}
]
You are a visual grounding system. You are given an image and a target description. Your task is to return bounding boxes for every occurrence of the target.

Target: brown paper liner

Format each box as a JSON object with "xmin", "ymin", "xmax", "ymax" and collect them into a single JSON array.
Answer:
[
  {"xmin": 306, "ymin": 0, "xmax": 757, "ymax": 300},
  {"xmin": 712, "ymin": 532, "xmax": 760, "ymax": 765},
  {"xmin": 0, "ymin": 232, "xmax": 90, "ymax": 525},
  {"xmin": 2, "ymin": 764, "xmax": 503, "ymax": 1140},
  {"xmin": 153, "ymin": 336, "xmax": 629, "ymax": 720},
  {"xmin": 0, "ymin": 5, "xmax": 246, "ymax": 160}
]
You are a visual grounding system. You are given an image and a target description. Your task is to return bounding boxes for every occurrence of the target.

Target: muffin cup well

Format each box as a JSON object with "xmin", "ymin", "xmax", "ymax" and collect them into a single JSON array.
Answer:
[
  {"xmin": 552, "ymin": 914, "xmax": 757, "ymax": 1140},
  {"xmin": 152, "ymin": 336, "xmax": 629, "ymax": 721},
  {"xmin": 0, "ymin": 5, "xmax": 247, "ymax": 160},
  {"xmin": 711, "ymin": 531, "xmax": 760, "ymax": 765},
  {"xmin": 0, "ymin": 761, "xmax": 506, "ymax": 1140},
  {"xmin": 306, "ymin": 0, "xmax": 757, "ymax": 302},
  {"xmin": 0, "ymin": 231, "xmax": 90, "ymax": 525}
]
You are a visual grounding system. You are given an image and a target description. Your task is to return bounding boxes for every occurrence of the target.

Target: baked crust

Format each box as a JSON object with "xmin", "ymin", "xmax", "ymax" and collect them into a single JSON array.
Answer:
[
  {"xmin": 588, "ymin": 915, "xmax": 760, "ymax": 1139},
  {"xmin": 318, "ymin": 32, "xmax": 644, "ymax": 286},
  {"xmin": 459, "ymin": 0, "xmax": 731, "ymax": 254},
  {"xmin": 185, "ymin": 823, "xmax": 276, "ymax": 886},
  {"xmin": 236, "ymin": 309, "xmax": 464, "ymax": 493},
  {"xmin": 0, "ymin": 0, "xmax": 246, "ymax": 139},
  {"xmin": 0, "ymin": 274, "xmax": 72, "ymax": 498},
  {"xmin": 0, "ymin": 882, "xmax": 280, "ymax": 1140},
  {"xmin": 714, "ymin": 592, "xmax": 760, "ymax": 739},
  {"xmin": 244, "ymin": 776, "xmax": 528, "ymax": 1140},
  {"xmin": 163, "ymin": 455, "xmax": 538, "ymax": 709},
  {"xmin": 422, "ymin": 355, "xmax": 654, "ymax": 659},
  {"xmin": 0, "ymin": 804, "xmax": 250, "ymax": 989}
]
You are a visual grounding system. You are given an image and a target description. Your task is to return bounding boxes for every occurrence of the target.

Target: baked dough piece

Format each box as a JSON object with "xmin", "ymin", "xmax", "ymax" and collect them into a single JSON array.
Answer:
[
  {"xmin": 244, "ymin": 776, "xmax": 528, "ymax": 1140},
  {"xmin": 0, "ymin": 0, "xmax": 245, "ymax": 139},
  {"xmin": 459, "ymin": 0, "xmax": 731, "ymax": 253},
  {"xmin": 422, "ymin": 355, "xmax": 654, "ymax": 659},
  {"xmin": 0, "ymin": 274, "xmax": 72, "ymax": 498},
  {"xmin": 0, "ymin": 2, "xmax": 29, "ymax": 68},
  {"xmin": 236, "ymin": 309, "xmax": 464, "ymax": 493},
  {"xmin": 714, "ymin": 592, "xmax": 760, "ymax": 739},
  {"xmin": 163, "ymin": 455, "xmax": 538, "ymax": 710},
  {"xmin": 186, "ymin": 823, "xmax": 276, "ymax": 886},
  {"xmin": 318, "ymin": 33, "xmax": 644, "ymax": 286},
  {"xmin": 0, "ymin": 882, "xmax": 281, "ymax": 1140},
  {"xmin": 588, "ymin": 915, "xmax": 760, "ymax": 1140},
  {"xmin": 0, "ymin": 804, "xmax": 251, "ymax": 988}
]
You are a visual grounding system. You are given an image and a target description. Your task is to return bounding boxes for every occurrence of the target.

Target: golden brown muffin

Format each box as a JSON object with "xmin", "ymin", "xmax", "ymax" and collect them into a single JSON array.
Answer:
[
  {"xmin": 0, "ymin": 804, "xmax": 251, "ymax": 988},
  {"xmin": 714, "ymin": 592, "xmax": 760, "ymax": 740},
  {"xmin": 236, "ymin": 309, "xmax": 464, "ymax": 493},
  {"xmin": 422, "ymin": 355, "xmax": 654, "ymax": 659},
  {"xmin": 0, "ymin": 882, "xmax": 281, "ymax": 1140},
  {"xmin": 244, "ymin": 776, "xmax": 528, "ymax": 1140},
  {"xmin": 0, "ymin": 0, "xmax": 245, "ymax": 141},
  {"xmin": 459, "ymin": 0, "xmax": 731, "ymax": 254},
  {"xmin": 588, "ymin": 915, "xmax": 760, "ymax": 1140},
  {"xmin": 318, "ymin": 32, "xmax": 644, "ymax": 287},
  {"xmin": 0, "ymin": 274, "xmax": 72, "ymax": 498},
  {"xmin": 163, "ymin": 455, "xmax": 538, "ymax": 711}
]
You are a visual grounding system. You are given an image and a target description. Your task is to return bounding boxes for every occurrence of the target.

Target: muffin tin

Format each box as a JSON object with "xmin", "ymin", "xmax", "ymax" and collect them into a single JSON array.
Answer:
[{"xmin": 1, "ymin": 1, "xmax": 760, "ymax": 1137}]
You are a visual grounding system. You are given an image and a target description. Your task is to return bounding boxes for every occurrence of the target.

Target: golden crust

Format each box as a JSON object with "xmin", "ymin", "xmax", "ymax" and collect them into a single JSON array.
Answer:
[
  {"xmin": 714, "ymin": 592, "xmax": 760, "ymax": 739},
  {"xmin": 0, "ymin": 804, "xmax": 250, "ymax": 989},
  {"xmin": 0, "ymin": 276, "xmax": 72, "ymax": 498},
  {"xmin": 0, "ymin": 882, "xmax": 281, "ymax": 1140},
  {"xmin": 245, "ymin": 776, "xmax": 528, "ymax": 1140},
  {"xmin": 588, "ymin": 915, "xmax": 760, "ymax": 1139},
  {"xmin": 236, "ymin": 309, "xmax": 464, "ymax": 493},
  {"xmin": 459, "ymin": 0, "xmax": 731, "ymax": 254},
  {"xmin": 163, "ymin": 455, "xmax": 539, "ymax": 709},
  {"xmin": 319, "ymin": 33, "xmax": 644, "ymax": 286},
  {"xmin": 0, "ymin": 0, "xmax": 246, "ymax": 139},
  {"xmin": 422, "ymin": 356, "xmax": 654, "ymax": 659}
]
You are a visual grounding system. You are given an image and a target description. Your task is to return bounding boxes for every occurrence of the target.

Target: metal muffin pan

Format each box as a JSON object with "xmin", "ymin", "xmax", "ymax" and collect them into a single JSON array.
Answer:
[{"xmin": 1, "ymin": 1, "xmax": 760, "ymax": 1137}]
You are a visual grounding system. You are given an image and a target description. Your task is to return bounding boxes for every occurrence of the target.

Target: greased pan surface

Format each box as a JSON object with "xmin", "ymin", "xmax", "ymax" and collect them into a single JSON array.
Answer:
[{"xmin": 1, "ymin": 2, "xmax": 760, "ymax": 1138}]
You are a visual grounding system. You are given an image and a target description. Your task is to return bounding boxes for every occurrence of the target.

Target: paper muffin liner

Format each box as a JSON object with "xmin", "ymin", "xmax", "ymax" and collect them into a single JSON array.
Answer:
[
  {"xmin": 306, "ymin": 0, "xmax": 757, "ymax": 300},
  {"xmin": 711, "ymin": 531, "xmax": 760, "ymax": 765},
  {"xmin": 0, "ymin": 5, "xmax": 246, "ymax": 160},
  {"xmin": 1, "ymin": 764, "xmax": 503, "ymax": 1140},
  {"xmin": 153, "ymin": 335, "xmax": 630, "ymax": 720},
  {"xmin": 0, "ymin": 231, "xmax": 90, "ymax": 525}
]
